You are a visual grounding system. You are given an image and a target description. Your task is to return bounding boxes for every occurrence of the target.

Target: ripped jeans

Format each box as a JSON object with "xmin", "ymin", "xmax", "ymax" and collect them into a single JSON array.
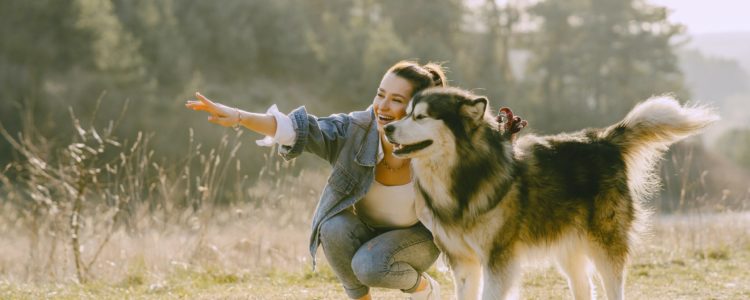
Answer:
[{"xmin": 319, "ymin": 210, "xmax": 440, "ymax": 299}]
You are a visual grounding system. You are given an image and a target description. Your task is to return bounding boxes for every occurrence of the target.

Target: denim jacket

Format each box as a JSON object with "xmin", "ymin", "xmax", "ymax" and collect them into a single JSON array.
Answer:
[{"xmin": 278, "ymin": 105, "xmax": 380, "ymax": 270}]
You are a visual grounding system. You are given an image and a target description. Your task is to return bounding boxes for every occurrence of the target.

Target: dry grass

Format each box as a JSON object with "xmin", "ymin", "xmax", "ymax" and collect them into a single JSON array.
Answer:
[
  {"xmin": 0, "ymin": 212, "xmax": 748, "ymax": 299},
  {"xmin": 0, "ymin": 108, "xmax": 748, "ymax": 299}
]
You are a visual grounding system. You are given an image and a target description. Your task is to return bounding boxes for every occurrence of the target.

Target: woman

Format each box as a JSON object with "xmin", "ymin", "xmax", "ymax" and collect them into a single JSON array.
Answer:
[{"xmin": 185, "ymin": 61, "xmax": 525, "ymax": 299}]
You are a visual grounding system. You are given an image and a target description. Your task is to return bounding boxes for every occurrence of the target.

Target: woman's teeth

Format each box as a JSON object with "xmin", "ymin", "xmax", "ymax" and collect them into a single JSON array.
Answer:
[{"xmin": 379, "ymin": 115, "xmax": 394, "ymax": 122}]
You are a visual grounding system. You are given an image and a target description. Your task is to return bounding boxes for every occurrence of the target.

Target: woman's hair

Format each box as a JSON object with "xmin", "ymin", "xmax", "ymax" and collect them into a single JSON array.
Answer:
[{"xmin": 386, "ymin": 61, "xmax": 447, "ymax": 96}]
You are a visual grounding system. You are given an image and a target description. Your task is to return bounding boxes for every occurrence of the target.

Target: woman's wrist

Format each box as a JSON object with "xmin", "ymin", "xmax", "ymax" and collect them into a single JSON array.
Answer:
[
  {"xmin": 236, "ymin": 109, "xmax": 278, "ymax": 137},
  {"xmin": 233, "ymin": 108, "xmax": 243, "ymax": 129}
]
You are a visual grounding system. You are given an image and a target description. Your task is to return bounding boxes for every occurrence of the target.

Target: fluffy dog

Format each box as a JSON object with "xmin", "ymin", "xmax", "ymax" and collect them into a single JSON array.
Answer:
[{"xmin": 384, "ymin": 87, "xmax": 718, "ymax": 300}]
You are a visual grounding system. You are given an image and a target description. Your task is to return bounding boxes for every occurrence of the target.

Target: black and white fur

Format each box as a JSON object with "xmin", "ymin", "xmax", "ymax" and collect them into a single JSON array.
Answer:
[{"xmin": 384, "ymin": 87, "xmax": 718, "ymax": 300}]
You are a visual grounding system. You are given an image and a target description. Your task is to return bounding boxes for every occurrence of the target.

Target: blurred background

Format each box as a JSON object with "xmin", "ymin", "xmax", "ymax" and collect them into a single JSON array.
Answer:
[{"xmin": 0, "ymin": 0, "xmax": 748, "ymax": 295}]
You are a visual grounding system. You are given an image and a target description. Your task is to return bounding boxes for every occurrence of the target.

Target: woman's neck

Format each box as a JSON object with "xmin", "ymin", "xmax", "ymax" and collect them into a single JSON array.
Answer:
[
  {"xmin": 380, "ymin": 131, "xmax": 395, "ymax": 155},
  {"xmin": 375, "ymin": 132, "xmax": 412, "ymax": 185}
]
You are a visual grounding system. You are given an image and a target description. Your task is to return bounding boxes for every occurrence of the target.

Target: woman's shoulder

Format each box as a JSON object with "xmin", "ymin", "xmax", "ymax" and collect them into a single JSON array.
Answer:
[{"xmin": 347, "ymin": 105, "xmax": 375, "ymax": 130}]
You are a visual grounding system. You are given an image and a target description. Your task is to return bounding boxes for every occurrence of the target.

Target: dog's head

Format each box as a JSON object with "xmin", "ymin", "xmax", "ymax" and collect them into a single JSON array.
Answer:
[{"xmin": 384, "ymin": 87, "xmax": 491, "ymax": 159}]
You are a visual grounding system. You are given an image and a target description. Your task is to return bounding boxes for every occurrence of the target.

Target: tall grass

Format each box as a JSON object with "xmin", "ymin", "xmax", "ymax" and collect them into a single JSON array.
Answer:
[{"xmin": 0, "ymin": 101, "xmax": 325, "ymax": 284}]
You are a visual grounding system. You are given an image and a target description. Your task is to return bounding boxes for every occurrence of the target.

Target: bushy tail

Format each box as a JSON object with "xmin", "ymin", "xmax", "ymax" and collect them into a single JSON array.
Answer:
[
  {"xmin": 603, "ymin": 95, "xmax": 719, "ymax": 155},
  {"xmin": 604, "ymin": 95, "xmax": 717, "ymax": 204},
  {"xmin": 603, "ymin": 96, "xmax": 718, "ymax": 248}
]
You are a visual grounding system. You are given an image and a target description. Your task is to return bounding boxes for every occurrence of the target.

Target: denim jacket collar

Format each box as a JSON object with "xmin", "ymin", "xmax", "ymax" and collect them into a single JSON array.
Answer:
[{"xmin": 353, "ymin": 107, "xmax": 379, "ymax": 167}]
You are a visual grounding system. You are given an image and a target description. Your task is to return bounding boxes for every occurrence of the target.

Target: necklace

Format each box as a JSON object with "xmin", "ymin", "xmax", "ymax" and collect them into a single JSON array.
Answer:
[{"xmin": 379, "ymin": 158, "xmax": 409, "ymax": 172}]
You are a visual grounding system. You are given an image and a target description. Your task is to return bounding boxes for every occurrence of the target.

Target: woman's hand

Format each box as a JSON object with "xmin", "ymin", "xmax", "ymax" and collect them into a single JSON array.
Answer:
[
  {"xmin": 497, "ymin": 107, "xmax": 528, "ymax": 142},
  {"xmin": 185, "ymin": 92, "xmax": 241, "ymax": 127}
]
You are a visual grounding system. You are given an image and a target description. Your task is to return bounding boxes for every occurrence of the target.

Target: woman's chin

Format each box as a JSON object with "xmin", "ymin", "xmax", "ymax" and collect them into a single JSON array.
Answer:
[{"xmin": 376, "ymin": 121, "xmax": 389, "ymax": 132}]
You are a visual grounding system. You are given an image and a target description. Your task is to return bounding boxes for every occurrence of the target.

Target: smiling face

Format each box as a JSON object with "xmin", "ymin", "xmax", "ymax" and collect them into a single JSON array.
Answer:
[{"xmin": 373, "ymin": 72, "xmax": 414, "ymax": 132}]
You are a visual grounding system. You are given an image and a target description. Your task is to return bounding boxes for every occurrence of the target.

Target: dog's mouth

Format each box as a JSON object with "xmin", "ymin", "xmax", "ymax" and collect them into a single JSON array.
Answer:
[{"xmin": 391, "ymin": 140, "xmax": 433, "ymax": 156}]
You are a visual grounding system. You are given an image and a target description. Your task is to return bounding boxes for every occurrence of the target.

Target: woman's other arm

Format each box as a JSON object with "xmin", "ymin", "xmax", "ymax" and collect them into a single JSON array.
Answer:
[{"xmin": 185, "ymin": 92, "xmax": 278, "ymax": 136}]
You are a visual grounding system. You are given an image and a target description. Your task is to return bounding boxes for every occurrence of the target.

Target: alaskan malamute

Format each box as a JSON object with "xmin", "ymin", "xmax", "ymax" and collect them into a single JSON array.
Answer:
[{"xmin": 384, "ymin": 87, "xmax": 718, "ymax": 300}]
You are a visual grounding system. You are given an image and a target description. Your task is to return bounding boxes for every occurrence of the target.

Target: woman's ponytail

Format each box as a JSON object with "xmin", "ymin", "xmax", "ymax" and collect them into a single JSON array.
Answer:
[
  {"xmin": 387, "ymin": 60, "xmax": 448, "ymax": 96},
  {"xmin": 423, "ymin": 63, "xmax": 447, "ymax": 88}
]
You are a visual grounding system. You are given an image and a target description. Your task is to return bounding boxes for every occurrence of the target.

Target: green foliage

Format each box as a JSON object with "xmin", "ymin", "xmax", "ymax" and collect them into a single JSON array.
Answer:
[
  {"xmin": 716, "ymin": 128, "xmax": 750, "ymax": 170},
  {"xmin": 0, "ymin": 0, "xmax": 683, "ymax": 136},
  {"xmin": 525, "ymin": 0, "xmax": 688, "ymax": 132},
  {"xmin": 1, "ymin": 0, "xmax": 700, "ymax": 183},
  {"xmin": 75, "ymin": 0, "xmax": 147, "ymax": 84}
]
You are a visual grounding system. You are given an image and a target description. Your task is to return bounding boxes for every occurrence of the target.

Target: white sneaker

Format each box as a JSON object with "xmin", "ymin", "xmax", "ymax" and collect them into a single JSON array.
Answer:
[{"xmin": 409, "ymin": 273, "xmax": 441, "ymax": 300}]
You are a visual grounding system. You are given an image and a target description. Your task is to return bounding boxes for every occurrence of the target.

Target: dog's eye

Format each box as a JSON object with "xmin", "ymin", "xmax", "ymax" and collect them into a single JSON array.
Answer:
[{"xmin": 415, "ymin": 115, "xmax": 426, "ymax": 120}]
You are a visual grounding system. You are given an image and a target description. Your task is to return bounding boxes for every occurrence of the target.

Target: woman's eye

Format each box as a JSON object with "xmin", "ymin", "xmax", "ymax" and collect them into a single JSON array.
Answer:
[{"xmin": 394, "ymin": 99, "xmax": 403, "ymax": 103}]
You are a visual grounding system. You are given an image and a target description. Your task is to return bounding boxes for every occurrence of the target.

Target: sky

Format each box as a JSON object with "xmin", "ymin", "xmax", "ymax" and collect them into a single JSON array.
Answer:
[
  {"xmin": 475, "ymin": 0, "xmax": 750, "ymax": 35},
  {"xmin": 649, "ymin": 0, "xmax": 750, "ymax": 34}
]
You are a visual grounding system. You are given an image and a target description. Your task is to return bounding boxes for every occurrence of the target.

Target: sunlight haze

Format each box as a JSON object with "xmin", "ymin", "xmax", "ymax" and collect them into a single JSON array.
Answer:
[{"xmin": 650, "ymin": 0, "xmax": 750, "ymax": 34}]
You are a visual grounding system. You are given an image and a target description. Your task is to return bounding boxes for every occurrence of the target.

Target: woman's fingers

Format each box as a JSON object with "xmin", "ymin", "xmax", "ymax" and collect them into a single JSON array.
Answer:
[
  {"xmin": 499, "ymin": 107, "xmax": 514, "ymax": 131},
  {"xmin": 186, "ymin": 92, "xmax": 237, "ymax": 127},
  {"xmin": 186, "ymin": 94, "xmax": 227, "ymax": 116},
  {"xmin": 185, "ymin": 101, "xmax": 207, "ymax": 110},
  {"xmin": 510, "ymin": 117, "xmax": 528, "ymax": 134},
  {"xmin": 191, "ymin": 92, "xmax": 218, "ymax": 111},
  {"xmin": 196, "ymin": 92, "xmax": 215, "ymax": 105},
  {"xmin": 187, "ymin": 103, "xmax": 213, "ymax": 113}
]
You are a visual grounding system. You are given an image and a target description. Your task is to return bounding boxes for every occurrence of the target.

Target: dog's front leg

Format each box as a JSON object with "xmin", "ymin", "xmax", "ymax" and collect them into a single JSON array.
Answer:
[
  {"xmin": 481, "ymin": 260, "xmax": 520, "ymax": 300},
  {"xmin": 449, "ymin": 256, "xmax": 482, "ymax": 300}
]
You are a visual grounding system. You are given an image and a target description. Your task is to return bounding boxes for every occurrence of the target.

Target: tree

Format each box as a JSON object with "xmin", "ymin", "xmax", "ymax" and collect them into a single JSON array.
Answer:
[
  {"xmin": 716, "ymin": 128, "xmax": 750, "ymax": 171},
  {"xmin": 471, "ymin": 0, "xmax": 521, "ymax": 106},
  {"xmin": 525, "ymin": 0, "xmax": 687, "ymax": 132},
  {"xmin": 0, "ymin": 1, "xmax": 92, "ymax": 164}
]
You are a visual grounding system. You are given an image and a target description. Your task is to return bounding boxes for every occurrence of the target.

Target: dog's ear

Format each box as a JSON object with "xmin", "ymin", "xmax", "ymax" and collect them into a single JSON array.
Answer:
[{"xmin": 460, "ymin": 96, "xmax": 488, "ymax": 121}]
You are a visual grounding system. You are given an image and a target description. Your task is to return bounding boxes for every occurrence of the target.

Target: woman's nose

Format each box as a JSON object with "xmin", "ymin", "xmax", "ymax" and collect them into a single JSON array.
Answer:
[{"xmin": 380, "ymin": 100, "xmax": 392, "ymax": 111}]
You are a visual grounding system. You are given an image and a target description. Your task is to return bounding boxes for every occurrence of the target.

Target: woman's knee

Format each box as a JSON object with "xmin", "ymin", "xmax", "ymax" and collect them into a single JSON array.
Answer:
[
  {"xmin": 319, "ymin": 211, "xmax": 369, "ymax": 246},
  {"xmin": 351, "ymin": 248, "xmax": 386, "ymax": 287}
]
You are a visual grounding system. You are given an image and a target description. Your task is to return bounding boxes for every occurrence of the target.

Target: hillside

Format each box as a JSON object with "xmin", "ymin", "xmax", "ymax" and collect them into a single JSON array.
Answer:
[{"xmin": 689, "ymin": 32, "xmax": 750, "ymax": 72}]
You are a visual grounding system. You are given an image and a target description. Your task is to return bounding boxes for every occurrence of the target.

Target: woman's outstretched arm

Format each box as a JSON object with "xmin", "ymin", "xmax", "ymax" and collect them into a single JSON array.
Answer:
[
  {"xmin": 185, "ymin": 92, "xmax": 351, "ymax": 164},
  {"xmin": 185, "ymin": 92, "xmax": 277, "ymax": 136}
]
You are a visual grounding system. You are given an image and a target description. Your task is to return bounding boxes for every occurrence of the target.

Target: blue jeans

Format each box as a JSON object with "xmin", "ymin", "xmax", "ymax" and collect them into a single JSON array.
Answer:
[{"xmin": 319, "ymin": 210, "xmax": 440, "ymax": 299}]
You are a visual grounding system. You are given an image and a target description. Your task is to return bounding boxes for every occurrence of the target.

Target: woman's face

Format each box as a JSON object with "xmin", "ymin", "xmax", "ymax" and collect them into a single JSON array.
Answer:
[{"xmin": 373, "ymin": 72, "xmax": 413, "ymax": 132}]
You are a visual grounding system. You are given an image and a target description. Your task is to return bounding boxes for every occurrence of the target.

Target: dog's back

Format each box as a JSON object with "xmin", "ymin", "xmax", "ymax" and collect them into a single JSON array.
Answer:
[
  {"xmin": 504, "ymin": 96, "xmax": 717, "ymax": 299},
  {"xmin": 513, "ymin": 129, "xmax": 631, "ymax": 245}
]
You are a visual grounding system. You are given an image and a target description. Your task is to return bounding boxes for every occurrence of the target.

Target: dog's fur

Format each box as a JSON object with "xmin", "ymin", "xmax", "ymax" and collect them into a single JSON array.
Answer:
[{"xmin": 384, "ymin": 87, "xmax": 718, "ymax": 300}]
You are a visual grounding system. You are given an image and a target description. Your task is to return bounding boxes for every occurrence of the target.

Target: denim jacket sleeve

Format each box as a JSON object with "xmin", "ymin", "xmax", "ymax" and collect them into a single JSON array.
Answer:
[{"xmin": 278, "ymin": 106, "xmax": 351, "ymax": 164}]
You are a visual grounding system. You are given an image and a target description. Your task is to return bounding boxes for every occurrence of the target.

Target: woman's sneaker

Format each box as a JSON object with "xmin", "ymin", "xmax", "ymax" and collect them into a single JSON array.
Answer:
[{"xmin": 409, "ymin": 273, "xmax": 441, "ymax": 300}]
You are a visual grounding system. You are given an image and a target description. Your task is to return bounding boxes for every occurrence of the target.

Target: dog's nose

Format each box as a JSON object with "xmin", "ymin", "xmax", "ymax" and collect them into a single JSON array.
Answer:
[{"xmin": 384, "ymin": 124, "xmax": 395, "ymax": 135}]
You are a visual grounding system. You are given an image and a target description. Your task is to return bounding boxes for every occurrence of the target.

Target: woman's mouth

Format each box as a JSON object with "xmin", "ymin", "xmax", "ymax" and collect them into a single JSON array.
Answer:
[{"xmin": 378, "ymin": 114, "xmax": 395, "ymax": 124}]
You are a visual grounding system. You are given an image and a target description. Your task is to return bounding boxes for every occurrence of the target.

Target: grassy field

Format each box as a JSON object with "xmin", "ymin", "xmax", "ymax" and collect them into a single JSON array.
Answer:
[
  {"xmin": 2, "ymin": 104, "xmax": 747, "ymax": 299},
  {"xmin": 0, "ymin": 211, "xmax": 748, "ymax": 299}
]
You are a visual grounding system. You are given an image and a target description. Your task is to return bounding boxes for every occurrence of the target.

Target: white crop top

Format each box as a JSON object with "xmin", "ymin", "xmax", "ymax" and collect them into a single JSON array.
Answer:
[{"xmin": 354, "ymin": 180, "xmax": 419, "ymax": 229}]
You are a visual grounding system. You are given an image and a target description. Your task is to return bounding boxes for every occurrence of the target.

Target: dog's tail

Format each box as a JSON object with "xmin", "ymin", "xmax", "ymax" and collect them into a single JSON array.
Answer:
[
  {"xmin": 602, "ymin": 95, "xmax": 718, "ymax": 246},
  {"xmin": 603, "ymin": 95, "xmax": 718, "ymax": 157},
  {"xmin": 604, "ymin": 95, "xmax": 717, "ymax": 200}
]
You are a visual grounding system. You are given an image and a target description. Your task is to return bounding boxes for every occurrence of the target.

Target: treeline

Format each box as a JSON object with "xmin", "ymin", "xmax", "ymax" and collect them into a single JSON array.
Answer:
[{"xmin": 1, "ymin": 0, "xmax": 745, "ymax": 209}]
